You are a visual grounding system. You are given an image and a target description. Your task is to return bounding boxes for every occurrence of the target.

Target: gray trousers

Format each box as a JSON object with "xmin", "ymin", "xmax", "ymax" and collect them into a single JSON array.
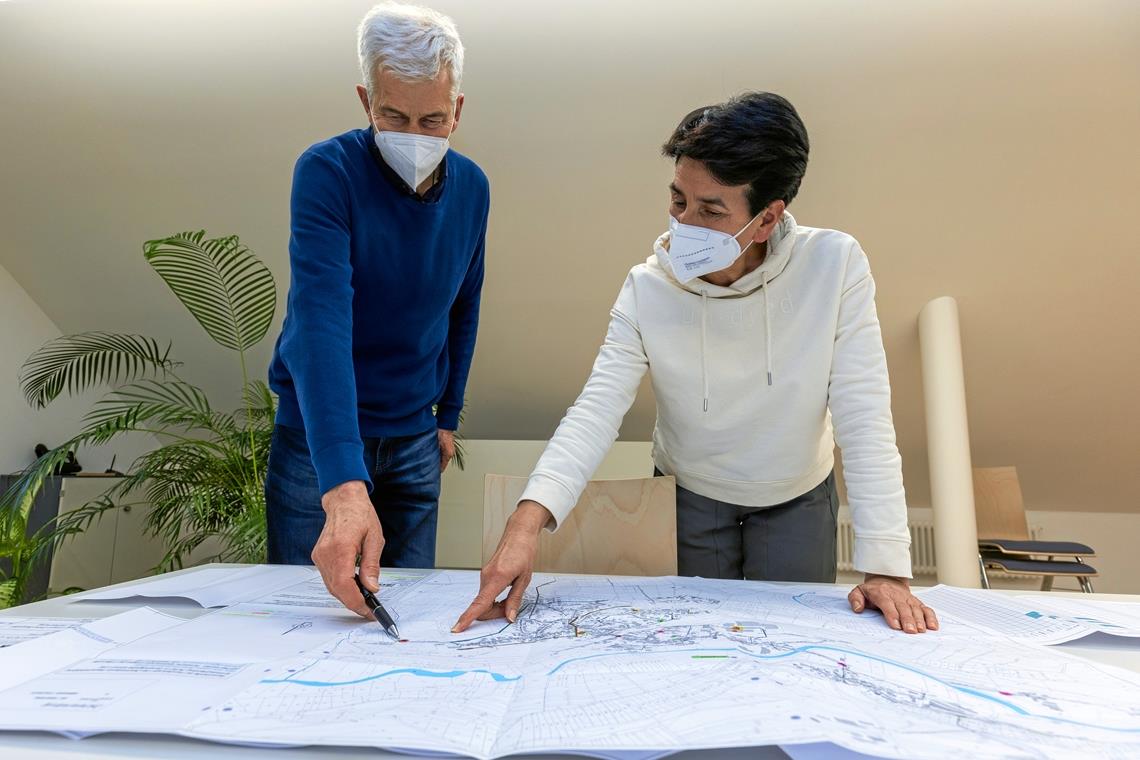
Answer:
[{"xmin": 660, "ymin": 469, "xmax": 839, "ymax": 583}]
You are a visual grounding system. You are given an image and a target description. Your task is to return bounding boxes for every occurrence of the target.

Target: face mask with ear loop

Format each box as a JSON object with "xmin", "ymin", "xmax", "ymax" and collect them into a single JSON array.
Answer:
[
  {"xmin": 373, "ymin": 129, "xmax": 450, "ymax": 191},
  {"xmin": 666, "ymin": 210, "xmax": 764, "ymax": 283}
]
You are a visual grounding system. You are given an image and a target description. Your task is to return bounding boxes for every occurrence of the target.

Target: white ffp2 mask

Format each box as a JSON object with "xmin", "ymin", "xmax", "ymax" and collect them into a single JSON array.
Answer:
[
  {"xmin": 666, "ymin": 212, "xmax": 763, "ymax": 283},
  {"xmin": 374, "ymin": 130, "xmax": 449, "ymax": 191}
]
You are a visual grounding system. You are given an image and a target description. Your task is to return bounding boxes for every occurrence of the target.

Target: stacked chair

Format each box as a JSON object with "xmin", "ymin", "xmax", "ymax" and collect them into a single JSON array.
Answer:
[{"xmin": 973, "ymin": 467, "xmax": 1097, "ymax": 592}]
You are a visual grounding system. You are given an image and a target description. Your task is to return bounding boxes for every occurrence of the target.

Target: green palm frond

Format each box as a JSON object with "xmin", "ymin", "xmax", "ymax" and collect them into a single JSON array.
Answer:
[
  {"xmin": 81, "ymin": 379, "xmax": 217, "ymax": 442},
  {"xmin": 19, "ymin": 332, "xmax": 176, "ymax": 409},
  {"xmin": 241, "ymin": 380, "xmax": 277, "ymax": 422},
  {"xmin": 0, "ymin": 579, "xmax": 18, "ymax": 609},
  {"xmin": 212, "ymin": 489, "xmax": 267, "ymax": 564},
  {"xmin": 144, "ymin": 231, "xmax": 276, "ymax": 352},
  {"xmin": 131, "ymin": 423, "xmax": 271, "ymax": 571}
]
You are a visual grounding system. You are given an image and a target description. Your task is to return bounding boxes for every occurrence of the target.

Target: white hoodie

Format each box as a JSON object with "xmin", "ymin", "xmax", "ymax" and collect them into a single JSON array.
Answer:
[{"xmin": 520, "ymin": 212, "xmax": 913, "ymax": 578}]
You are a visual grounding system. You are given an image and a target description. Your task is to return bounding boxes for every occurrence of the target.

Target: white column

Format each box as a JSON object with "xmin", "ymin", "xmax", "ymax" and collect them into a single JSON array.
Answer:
[{"xmin": 919, "ymin": 296, "xmax": 981, "ymax": 588}]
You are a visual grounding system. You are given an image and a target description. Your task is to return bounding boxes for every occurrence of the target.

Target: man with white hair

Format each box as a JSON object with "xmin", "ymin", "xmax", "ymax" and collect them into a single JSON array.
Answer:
[{"xmin": 265, "ymin": 3, "xmax": 489, "ymax": 616}]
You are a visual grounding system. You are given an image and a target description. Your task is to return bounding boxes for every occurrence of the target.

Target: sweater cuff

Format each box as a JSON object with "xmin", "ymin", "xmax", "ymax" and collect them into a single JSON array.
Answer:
[
  {"xmin": 519, "ymin": 474, "xmax": 579, "ymax": 532},
  {"xmin": 435, "ymin": 404, "xmax": 461, "ymax": 431},
  {"xmin": 311, "ymin": 441, "xmax": 372, "ymax": 496},
  {"xmin": 853, "ymin": 537, "xmax": 913, "ymax": 579}
]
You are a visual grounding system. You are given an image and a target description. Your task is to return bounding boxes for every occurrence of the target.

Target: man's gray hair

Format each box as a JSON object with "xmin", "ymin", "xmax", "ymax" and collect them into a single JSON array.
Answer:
[{"xmin": 357, "ymin": 2, "xmax": 465, "ymax": 99}]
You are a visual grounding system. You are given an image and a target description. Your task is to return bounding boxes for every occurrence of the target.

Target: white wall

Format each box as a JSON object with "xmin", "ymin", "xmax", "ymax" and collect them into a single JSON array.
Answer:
[
  {"xmin": 0, "ymin": 262, "xmax": 90, "ymax": 473},
  {"xmin": 0, "ymin": 261, "xmax": 151, "ymax": 477}
]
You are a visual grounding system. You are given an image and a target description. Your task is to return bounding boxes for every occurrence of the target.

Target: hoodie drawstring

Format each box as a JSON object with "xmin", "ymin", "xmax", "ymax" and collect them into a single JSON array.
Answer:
[
  {"xmin": 701, "ymin": 278, "xmax": 774, "ymax": 412},
  {"xmin": 762, "ymin": 277, "xmax": 773, "ymax": 387},
  {"xmin": 700, "ymin": 290, "xmax": 709, "ymax": 412}
]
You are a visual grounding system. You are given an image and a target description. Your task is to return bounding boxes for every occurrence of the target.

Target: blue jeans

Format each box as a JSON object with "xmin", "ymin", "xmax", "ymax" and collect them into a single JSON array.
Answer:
[{"xmin": 264, "ymin": 424, "xmax": 441, "ymax": 568}]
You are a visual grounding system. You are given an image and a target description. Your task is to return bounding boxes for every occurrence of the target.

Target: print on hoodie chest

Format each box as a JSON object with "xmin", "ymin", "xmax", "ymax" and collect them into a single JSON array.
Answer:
[{"xmin": 681, "ymin": 296, "xmax": 794, "ymax": 327}]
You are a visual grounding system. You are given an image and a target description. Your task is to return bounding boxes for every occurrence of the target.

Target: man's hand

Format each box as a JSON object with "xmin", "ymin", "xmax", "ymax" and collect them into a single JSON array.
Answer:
[
  {"xmin": 438, "ymin": 429, "xmax": 456, "ymax": 472},
  {"xmin": 849, "ymin": 574, "xmax": 939, "ymax": 633},
  {"xmin": 451, "ymin": 500, "xmax": 550, "ymax": 632},
  {"xmin": 311, "ymin": 480, "xmax": 383, "ymax": 618}
]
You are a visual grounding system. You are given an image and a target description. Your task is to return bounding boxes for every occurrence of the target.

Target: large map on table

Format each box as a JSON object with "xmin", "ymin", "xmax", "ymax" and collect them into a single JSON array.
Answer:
[{"xmin": 2, "ymin": 569, "xmax": 1139, "ymax": 759}]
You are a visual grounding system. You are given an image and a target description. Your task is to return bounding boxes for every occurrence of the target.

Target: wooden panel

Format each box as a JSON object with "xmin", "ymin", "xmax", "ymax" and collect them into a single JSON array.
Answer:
[
  {"xmin": 972, "ymin": 466, "xmax": 1029, "ymax": 540},
  {"xmin": 438, "ymin": 440, "xmax": 654, "ymax": 570},
  {"xmin": 483, "ymin": 475, "xmax": 677, "ymax": 576}
]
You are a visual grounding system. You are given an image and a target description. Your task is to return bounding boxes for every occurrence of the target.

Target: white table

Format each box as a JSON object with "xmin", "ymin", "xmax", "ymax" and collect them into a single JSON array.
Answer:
[{"xmin": 1, "ymin": 565, "xmax": 1137, "ymax": 759}]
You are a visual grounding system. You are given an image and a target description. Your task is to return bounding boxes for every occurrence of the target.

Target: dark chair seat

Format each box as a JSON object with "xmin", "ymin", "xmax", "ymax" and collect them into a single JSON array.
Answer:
[
  {"xmin": 977, "ymin": 538, "xmax": 1095, "ymax": 557},
  {"xmin": 980, "ymin": 553, "xmax": 1098, "ymax": 576}
]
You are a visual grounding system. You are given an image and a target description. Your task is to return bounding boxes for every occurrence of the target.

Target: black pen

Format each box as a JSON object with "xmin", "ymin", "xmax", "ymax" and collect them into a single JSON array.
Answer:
[{"xmin": 354, "ymin": 574, "xmax": 401, "ymax": 640}]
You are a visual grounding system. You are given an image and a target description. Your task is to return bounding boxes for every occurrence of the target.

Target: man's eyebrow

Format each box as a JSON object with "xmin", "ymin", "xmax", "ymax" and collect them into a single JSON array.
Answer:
[
  {"xmin": 420, "ymin": 111, "xmax": 448, "ymax": 120},
  {"xmin": 379, "ymin": 106, "xmax": 409, "ymax": 118},
  {"xmin": 669, "ymin": 183, "xmax": 727, "ymax": 208}
]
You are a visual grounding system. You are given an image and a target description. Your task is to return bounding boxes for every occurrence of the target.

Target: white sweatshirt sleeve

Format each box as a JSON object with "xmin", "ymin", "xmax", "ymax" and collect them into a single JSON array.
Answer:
[
  {"xmin": 828, "ymin": 243, "xmax": 914, "ymax": 578},
  {"xmin": 519, "ymin": 272, "xmax": 650, "ymax": 530}
]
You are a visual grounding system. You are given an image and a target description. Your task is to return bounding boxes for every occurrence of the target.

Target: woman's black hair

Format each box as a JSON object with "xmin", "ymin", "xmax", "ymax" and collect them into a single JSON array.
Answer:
[{"xmin": 662, "ymin": 92, "xmax": 810, "ymax": 215}]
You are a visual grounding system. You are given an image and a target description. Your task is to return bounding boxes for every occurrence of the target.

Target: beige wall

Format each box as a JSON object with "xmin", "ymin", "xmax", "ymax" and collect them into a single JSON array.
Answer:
[{"xmin": 1, "ymin": 0, "xmax": 1137, "ymax": 513}]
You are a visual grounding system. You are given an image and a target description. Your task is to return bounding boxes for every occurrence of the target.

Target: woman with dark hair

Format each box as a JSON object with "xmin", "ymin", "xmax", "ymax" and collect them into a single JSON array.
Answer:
[{"xmin": 457, "ymin": 93, "xmax": 938, "ymax": 636}]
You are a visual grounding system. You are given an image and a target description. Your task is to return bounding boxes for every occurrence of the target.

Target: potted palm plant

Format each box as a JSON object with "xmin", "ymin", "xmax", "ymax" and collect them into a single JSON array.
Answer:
[{"xmin": 0, "ymin": 231, "xmax": 277, "ymax": 606}]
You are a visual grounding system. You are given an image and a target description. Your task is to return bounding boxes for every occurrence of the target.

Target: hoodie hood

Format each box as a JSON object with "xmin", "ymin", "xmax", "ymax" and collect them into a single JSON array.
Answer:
[{"xmin": 650, "ymin": 211, "xmax": 797, "ymax": 297}]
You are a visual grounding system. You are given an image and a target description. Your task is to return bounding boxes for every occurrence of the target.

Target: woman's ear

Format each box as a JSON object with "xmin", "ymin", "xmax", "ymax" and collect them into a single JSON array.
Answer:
[{"xmin": 752, "ymin": 200, "xmax": 786, "ymax": 243}]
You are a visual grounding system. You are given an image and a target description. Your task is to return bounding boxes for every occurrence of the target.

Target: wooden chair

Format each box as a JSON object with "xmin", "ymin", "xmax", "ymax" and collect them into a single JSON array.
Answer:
[
  {"xmin": 482, "ymin": 474, "xmax": 677, "ymax": 575},
  {"xmin": 973, "ymin": 466, "xmax": 1097, "ymax": 592}
]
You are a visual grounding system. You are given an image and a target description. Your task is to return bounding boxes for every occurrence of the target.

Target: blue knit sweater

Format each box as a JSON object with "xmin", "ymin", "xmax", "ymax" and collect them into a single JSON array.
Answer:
[{"xmin": 269, "ymin": 127, "xmax": 489, "ymax": 494}]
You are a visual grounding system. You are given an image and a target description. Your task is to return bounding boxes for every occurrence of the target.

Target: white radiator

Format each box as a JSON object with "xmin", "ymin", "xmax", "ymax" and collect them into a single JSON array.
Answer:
[{"xmin": 837, "ymin": 517, "xmax": 1042, "ymax": 577}]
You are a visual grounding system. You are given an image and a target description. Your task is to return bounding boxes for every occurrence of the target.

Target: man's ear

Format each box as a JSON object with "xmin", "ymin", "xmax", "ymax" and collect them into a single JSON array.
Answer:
[
  {"xmin": 450, "ymin": 93, "xmax": 465, "ymax": 135},
  {"xmin": 356, "ymin": 84, "xmax": 372, "ymax": 121}
]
